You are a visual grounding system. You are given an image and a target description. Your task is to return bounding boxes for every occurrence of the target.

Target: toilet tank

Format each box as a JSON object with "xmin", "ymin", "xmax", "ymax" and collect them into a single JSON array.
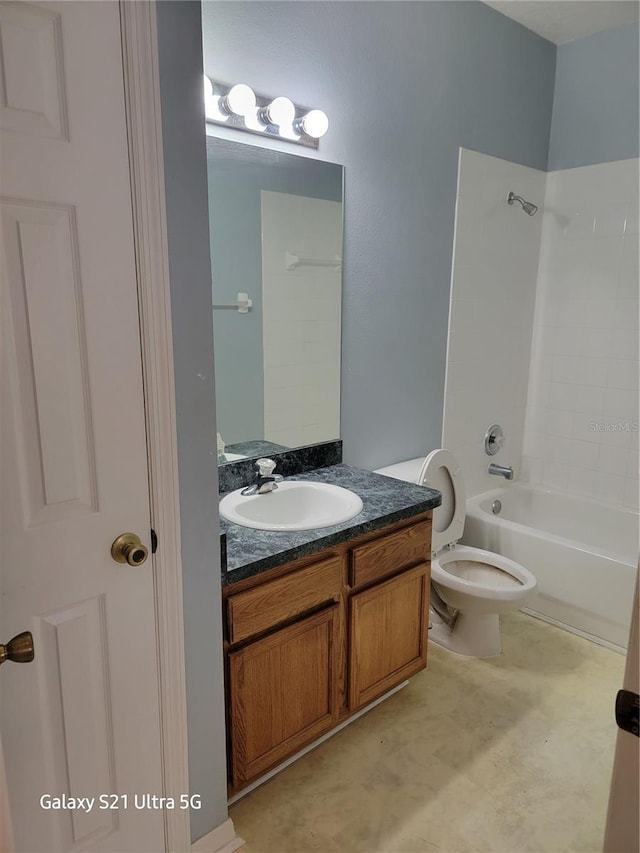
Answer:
[{"xmin": 374, "ymin": 457, "xmax": 426, "ymax": 485}]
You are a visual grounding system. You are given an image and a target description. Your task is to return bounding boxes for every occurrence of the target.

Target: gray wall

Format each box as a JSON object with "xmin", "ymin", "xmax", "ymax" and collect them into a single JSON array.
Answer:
[
  {"xmin": 202, "ymin": 1, "xmax": 556, "ymax": 470},
  {"xmin": 209, "ymin": 171, "xmax": 264, "ymax": 443},
  {"xmin": 549, "ymin": 24, "xmax": 640, "ymax": 171},
  {"xmin": 156, "ymin": 2, "xmax": 228, "ymax": 841}
]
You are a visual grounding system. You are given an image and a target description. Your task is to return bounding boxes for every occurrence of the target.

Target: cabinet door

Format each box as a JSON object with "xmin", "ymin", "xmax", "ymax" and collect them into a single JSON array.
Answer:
[
  {"xmin": 229, "ymin": 605, "xmax": 340, "ymax": 787},
  {"xmin": 349, "ymin": 563, "xmax": 429, "ymax": 710}
]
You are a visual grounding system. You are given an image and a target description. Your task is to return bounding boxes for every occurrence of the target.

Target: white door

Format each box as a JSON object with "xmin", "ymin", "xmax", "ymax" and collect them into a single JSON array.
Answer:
[
  {"xmin": 603, "ymin": 566, "xmax": 639, "ymax": 853},
  {"xmin": 0, "ymin": 2, "xmax": 165, "ymax": 851}
]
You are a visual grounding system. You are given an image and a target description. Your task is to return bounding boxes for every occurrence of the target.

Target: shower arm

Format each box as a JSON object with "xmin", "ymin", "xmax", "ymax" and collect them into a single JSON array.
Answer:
[{"xmin": 507, "ymin": 191, "xmax": 538, "ymax": 216}]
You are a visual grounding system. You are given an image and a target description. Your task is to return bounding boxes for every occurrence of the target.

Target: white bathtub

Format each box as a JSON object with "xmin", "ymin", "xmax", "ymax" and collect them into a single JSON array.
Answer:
[{"xmin": 464, "ymin": 484, "xmax": 639, "ymax": 650}]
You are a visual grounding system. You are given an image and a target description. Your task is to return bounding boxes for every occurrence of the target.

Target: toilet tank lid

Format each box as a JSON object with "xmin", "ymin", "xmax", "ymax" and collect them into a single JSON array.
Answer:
[{"xmin": 374, "ymin": 457, "xmax": 427, "ymax": 484}]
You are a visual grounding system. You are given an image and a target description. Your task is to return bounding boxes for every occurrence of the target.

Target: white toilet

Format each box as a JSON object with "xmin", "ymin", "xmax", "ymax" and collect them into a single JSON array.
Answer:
[{"xmin": 375, "ymin": 449, "xmax": 537, "ymax": 657}]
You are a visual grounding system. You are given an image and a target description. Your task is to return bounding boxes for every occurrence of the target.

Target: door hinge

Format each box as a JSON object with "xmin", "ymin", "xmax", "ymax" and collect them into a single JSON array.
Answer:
[
  {"xmin": 151, "ymin": 528, "xmax": 158, "ymax": 554},
  {"xmin": 615, "ymin": 689, "xmax": 639, "ymax": 737}
]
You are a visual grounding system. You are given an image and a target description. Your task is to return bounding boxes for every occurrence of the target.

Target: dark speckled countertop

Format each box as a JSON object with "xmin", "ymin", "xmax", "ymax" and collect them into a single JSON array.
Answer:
[{"xmin": 220, "ymin": 464, "xmax": 441, "ymax": 586}]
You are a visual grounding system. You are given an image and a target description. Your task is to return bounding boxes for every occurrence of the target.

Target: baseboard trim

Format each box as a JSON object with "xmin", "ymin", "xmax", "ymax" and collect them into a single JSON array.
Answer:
[
  {"xmin": 192, "ymin": 818, "xmax": 245, "ymax": 853},
  {"xmin": 522, "ymin": 607, "xmax": 626, "ymax": 654},
  {"xmin": 228, "ymin": 680, "xmax": 410, "ymax": 805}
]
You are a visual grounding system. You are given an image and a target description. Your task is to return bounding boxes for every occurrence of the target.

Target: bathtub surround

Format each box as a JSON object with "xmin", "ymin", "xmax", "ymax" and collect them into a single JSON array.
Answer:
[
  {"xmin": 522, "ymin": 158, "xmax": 639, "ymax": 509},
  {"xmin": 444, "ymin": 150, "xmax": 638, "ymax": 651},
  {"xmin": 442, "ymin": 148, "xmax": 546, "ymax": 498},
  {"xmin": 536, "ymin": 20, "xmax": 639, "ymax": 500},
  {"xmin": 443, "ymin": 151, "xmax": 639, "ymax": 513}
]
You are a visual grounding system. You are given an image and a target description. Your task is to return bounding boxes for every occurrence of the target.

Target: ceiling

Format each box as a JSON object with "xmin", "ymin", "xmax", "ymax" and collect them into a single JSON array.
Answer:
[{"xmin": 483, "ymin": 1, "xmax": 639, "ymax": 44}]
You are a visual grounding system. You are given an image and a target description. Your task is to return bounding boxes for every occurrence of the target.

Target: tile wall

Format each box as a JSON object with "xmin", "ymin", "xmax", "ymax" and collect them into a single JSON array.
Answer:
[
  {"xmin": 521, "ymin": 158, "xmax": 639, "ymax": 508},
  {"xmin": 261, "ymin": 191, "xmax": 342, "ymax": 448}
]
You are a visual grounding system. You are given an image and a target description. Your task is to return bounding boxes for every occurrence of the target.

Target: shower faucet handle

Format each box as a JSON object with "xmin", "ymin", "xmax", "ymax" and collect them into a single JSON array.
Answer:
[{"xmin": 484, "ymin": 424, "xmax": 505, "ymax": 456}]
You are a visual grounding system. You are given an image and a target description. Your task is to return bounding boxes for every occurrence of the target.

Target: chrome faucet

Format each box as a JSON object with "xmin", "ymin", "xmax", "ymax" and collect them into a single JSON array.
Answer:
[
  {"xmin": 488, "ymin": 463, "xmax": 514, "ymax": 480},
  {"xmin": 241, "ymin": 458, "xmax": 283, "ymax": 496}
]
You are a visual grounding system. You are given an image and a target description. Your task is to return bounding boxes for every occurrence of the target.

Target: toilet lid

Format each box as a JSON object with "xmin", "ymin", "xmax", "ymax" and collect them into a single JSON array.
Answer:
[{"xmin": 421, "ymin": 449, "xmax": 465, "ymax": 553}]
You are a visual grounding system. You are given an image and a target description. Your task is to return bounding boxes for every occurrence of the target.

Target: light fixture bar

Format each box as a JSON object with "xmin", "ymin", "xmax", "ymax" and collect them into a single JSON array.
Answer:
[{"xmin": 204, "ymin": 78, "xmax": 328, "ymax": 149}]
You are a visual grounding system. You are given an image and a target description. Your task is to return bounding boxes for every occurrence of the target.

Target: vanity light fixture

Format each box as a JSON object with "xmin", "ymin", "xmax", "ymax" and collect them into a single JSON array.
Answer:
[
  {"xmin": 294, "ymin": 109, "xmax": 329, "ymax": 140},
  {"xmin": 219, "ymin": 83, "xmax": 256, "ymax": 118},
  {"xmin": 203, "ymin": 76, "xmax": 329, "ymax": 149},
  {"xmin": 258, "ymin": 96, "xmax": 296, "ymax": 128}
]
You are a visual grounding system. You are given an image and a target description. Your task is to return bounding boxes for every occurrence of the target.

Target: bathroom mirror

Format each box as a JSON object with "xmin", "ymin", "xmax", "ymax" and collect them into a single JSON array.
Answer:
[{"xmin": 206, "ymin": 137, "xmax": 344, "ymax": 464}]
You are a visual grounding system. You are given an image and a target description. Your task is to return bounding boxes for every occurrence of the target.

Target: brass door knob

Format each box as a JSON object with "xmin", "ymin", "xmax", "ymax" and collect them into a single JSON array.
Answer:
[
  {"xmin": 111, "ymin": 533, "xmax": 149, "ymax": 566},
  {"xmin": 0, "ymin": 631, "xmax": 35, "ymax": 666}
]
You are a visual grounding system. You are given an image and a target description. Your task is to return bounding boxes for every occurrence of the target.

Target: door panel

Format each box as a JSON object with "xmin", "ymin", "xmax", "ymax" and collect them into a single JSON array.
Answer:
[
  {"xmin": 38, "ymin": 596, "xmax": 116, "ymax": 846},
  {"xmin": 0, "ymin": 1, "xmax": 69, "ymax": 140},
  {"xmin": 0, "ymin": 3, "xmax": 164, "ymax": 850},
  {"xmin": 1, "ymin": 200, "xmax": 97, "ymax": 524}
]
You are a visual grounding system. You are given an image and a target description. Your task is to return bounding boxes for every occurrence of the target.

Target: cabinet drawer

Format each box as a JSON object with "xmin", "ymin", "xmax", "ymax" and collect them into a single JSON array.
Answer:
[
  {"xmin": 227, "ymin": 555, "xmax": 343, "ymax": 644},
  {"xmin": 350, "ymin": 519, "xmax": 431, "ymax": 588}
]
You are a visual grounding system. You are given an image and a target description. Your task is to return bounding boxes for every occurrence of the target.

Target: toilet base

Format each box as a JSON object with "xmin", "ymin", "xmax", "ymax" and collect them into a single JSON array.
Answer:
[{"xmin": 429, "ymin": 608, "xmax": 502, "ymax": 658}]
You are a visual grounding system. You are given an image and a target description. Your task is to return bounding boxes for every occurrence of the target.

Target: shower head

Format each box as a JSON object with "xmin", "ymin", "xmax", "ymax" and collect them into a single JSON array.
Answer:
[{"xmin": 508, "ymin": 191, "xmax": 538, "ymax": 216}]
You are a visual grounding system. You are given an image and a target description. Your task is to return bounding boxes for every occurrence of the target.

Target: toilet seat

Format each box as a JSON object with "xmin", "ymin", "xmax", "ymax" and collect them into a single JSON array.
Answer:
[
  {"xmin": 420, "ymin": 449, "xmax": 536, "ymax": 596},
  {"xmin": 421, "ymin": 449, "xmax": 465, "ymax": 554},
  {"xmin": 375, "ymin": 449, "xmax": 536, "ymax": 597},
  {"xmin": 432, "ymin": 545, "xmax": 536, "ymax": 601}
]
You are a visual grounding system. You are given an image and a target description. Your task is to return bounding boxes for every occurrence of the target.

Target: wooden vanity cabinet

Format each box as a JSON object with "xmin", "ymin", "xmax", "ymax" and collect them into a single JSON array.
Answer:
[{"xmin": 223, "ymin": 513, "xmax": 432, "ymax": 793}]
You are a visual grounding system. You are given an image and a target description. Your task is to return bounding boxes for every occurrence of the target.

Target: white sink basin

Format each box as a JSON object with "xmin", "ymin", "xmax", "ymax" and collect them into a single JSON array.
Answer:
[{"xmin": 219, "ymin": 481, "xmax": 363, "ymax": 531}]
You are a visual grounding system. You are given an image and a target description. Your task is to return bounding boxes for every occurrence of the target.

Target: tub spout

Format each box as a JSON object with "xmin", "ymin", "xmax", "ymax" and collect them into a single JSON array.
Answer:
[{"xmin": 488, "ymin": 463, "xmax": 514, "ymax": 480}]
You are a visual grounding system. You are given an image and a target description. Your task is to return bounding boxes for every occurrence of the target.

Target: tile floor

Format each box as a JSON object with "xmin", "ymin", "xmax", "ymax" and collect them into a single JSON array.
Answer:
[{"xmin": 229, "ymin": 612, "xmax": 625, "ymax": 853}]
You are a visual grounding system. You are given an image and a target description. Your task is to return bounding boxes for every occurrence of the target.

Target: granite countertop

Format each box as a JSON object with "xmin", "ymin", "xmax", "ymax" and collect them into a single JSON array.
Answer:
[
  {"xmin": 222, "ymin": 439, "xmax": 290, "ymax": 460},
  {"xmin": 220, "ymin": 464, "xmax": 441, "ymax": 586}
]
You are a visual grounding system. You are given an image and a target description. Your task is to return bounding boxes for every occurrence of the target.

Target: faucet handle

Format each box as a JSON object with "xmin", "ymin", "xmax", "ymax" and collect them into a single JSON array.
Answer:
[
  {"xmin": 484, "ymin": 424, "xmax": 505, "ymax": 456},
  {"xmin": 256, "ymin": 458, "xmax": 277, "ymax": 478}
]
